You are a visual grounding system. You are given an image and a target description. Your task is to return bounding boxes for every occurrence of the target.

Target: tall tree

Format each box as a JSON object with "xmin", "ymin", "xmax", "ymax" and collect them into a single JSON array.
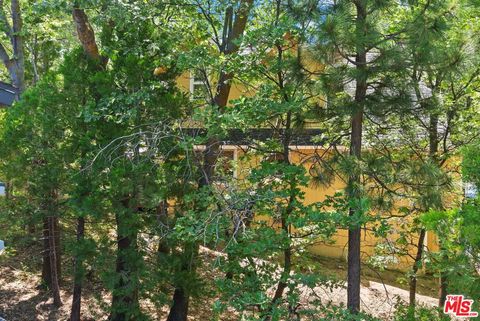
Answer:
[
  {"xmin": 346, "ymin": 0, "xmax": 367, "ymax": 311},
  {"xmin": 166, "ymin": 1, "xmax": 253, "ymax": 320},
  {"xmin": 317, "ymin": 0, "xmax": 411, "ymax": 313},
  {"xmin": 69, "ymin": 6, "xmax": 104, "ymax": 320},
  {"xmin": 0, "ymin": 0, "xmax": 81, "ymax": 308},
  {"xmin": 395, "ymin": 0, "xmax": 480, "ymax": 309},
  {"xmin": 66, "ymin": 3, "xmax": 189, "ymax": 320},
  {"xmin": 0, "ymin": 74, "xmax": 69, "ymax": 306}
]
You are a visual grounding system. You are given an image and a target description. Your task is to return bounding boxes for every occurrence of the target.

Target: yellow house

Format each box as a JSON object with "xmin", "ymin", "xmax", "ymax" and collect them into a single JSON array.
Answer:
[{"xmin": 174, "ymin": 70, "xmax": 444, "ymax": 270}]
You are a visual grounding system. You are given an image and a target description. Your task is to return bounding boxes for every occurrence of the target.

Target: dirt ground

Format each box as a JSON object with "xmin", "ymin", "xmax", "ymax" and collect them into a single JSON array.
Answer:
[
  {"xmin": 296, "ymin": 278, "xmax": 437, "ymax": 320},
  {"xmin": 0, "ymin": 245, "xmax": 442, "ymax": 321},
  {"xmin": 0, "ymin": 266, "xmax": 106, "ymax": 321}
]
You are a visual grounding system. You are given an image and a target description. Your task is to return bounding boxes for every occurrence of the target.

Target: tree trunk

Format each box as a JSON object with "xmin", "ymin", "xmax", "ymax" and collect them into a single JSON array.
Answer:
[
  {"xmin": 427, "ymin": 113, "xmax": 449, "ymax": 307},
  {"xmin": 167, "ymin": 284, "xmax": 189, "ymax": 321},
  {"xmin": 48, "ymin": 216, "xmax": 62, "ymax": 307},
  {"xmin": 409, "ymin": 228, "xmax": 426, "ymax": 308},
  {"xmin": 109, "ymin": 202, "xmax": 140, "ymax": 321},
  {"xmin": 42, "ymin": 216, "xmax": 61, "ymax": 288},
  {"xmin": 438, "ymin": 237, "xmax": 449, "ymax": 309},
  {"xmin": 42, "ymin": 218, "xmax": 51, "ymax": 287},
  {"xmin": 439, "ymin": 272, "xmax": 448, "ymax": 307},
  {"xmin": 0, "ymin": 0, "xmax": 24, "ymax": 95},
  {"xmin": 70, "ymin": 216, "xmax": 85, "ymax": 321},
  {"xmin": 167, "ymin": 288, "xmax": 189, "ymax": 321},
  {"xmin": 5, "ymin": 181, "xmax": 11, "ymax": 200},
  {"xmin": 10, "ymin": 0, "xmax": 25, "ymax": 93},
  {"xmin": 347, "ymin": 209, "xmax": 362, "ymax": 313},
  {"xmin": 72, "ymin": 7, "xmax": 101, "ymax": 61},
  {"xmin": 167, "ymin": 242, "xmax": 198, "ymax": 321},
  {"xmin": 157, "ymin": 201, "xmax": 170, "ymax": 255},
  {"xmin": 347, "ymin": 1, "xmax": 367, "ymax": 314}
]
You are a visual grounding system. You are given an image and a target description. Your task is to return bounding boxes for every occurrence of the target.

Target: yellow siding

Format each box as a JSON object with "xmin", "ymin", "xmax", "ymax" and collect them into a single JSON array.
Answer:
[
  {"xmin": 174, "ymin": 63, "xmax": 453, "ymax": 271},
  {"xmin": 235, "ymin": 148, "xmax": 449, "ymax": 270}
]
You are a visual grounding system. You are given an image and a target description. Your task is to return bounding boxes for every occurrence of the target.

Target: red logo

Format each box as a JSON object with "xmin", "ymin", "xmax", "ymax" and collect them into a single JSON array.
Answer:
[{"xmin": 443, "ymin": 295, "xmax": 478, "ymax": 318}]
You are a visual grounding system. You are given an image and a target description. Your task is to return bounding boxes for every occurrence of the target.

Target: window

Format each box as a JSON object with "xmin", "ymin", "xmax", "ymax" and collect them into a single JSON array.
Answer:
[
  {"xmin": 190, "ymin": 70, "xmax": 208, "ymax": 101},
  {"xmin": 464, "ymin": 182, "xmax": 478, "ymax": 199}
]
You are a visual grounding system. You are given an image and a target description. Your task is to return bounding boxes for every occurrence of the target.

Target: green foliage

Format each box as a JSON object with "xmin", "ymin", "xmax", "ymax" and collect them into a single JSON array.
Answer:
[
  {"xmin": 316, "ymin": 305, "xmax": 381, "ymax": 321},
  {"xmin": 0, "ymin": 0, "xmax": 479, "ymax": 320},
  {"xmin": 421, "ymin": 208, "xmax": 480, "ymax": 308},
  {"xmin": 463, "ymin": 142, "xmax": 480, "ymax": 187},
  {"xmin": 393, "ymin": 302, "xmax": 447, "ymax": 321}
]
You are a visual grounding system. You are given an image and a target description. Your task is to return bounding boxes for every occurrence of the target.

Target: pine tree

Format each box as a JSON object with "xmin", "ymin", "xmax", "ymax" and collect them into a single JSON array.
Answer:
[{"xmin": 316, "ymin": 0, "xmax": 413, "ymax": 313}]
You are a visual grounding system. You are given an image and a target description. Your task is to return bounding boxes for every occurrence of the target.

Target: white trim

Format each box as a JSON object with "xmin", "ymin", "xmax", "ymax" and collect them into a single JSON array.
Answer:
[
  {"xmin": 189, "ymin": 71, "xmax": 206, "ymax": 99},
  {"xmin": 193, "ymin": 145, "xmax": 248, "ymax": 151},
  {"xmin": 233, "ymin": 149, "xmax": 238, "ymax": 179},
  {"xmin": 189, "ymin": 72, "xmax": 194, "ymax": 94},
  {"xmin": 192, "ymin": 144, "xmax": 346, "ymax": 151},
  {"xmin": 288, "ymin": 145, "xmax": 326, "ymax": 150}
]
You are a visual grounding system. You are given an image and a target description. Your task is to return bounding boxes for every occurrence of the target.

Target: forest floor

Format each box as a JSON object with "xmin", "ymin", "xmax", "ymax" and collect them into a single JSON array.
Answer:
[{"xmin": 0, "ymin": 241, "xmax": 441, "ymax": 321}]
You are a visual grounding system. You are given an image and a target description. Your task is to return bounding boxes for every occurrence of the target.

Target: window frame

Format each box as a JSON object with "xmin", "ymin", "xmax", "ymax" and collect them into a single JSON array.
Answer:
[{"xmin": 189, "ymin": 70, "xmax": 208, "ymax": 101}]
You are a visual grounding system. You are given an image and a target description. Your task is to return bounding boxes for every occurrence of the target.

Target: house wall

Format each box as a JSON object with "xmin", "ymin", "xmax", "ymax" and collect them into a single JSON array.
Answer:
[
  {"xmin": 175, "ymin": 69, "xmax": 449, "ymax": 271},
  {"xmin": 233, "ymin": 147, "xmax": 446, "ymax": 270}
]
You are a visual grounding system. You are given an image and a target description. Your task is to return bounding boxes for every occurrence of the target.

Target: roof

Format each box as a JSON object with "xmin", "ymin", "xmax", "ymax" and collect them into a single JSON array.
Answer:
[
  {"xmin": 0, "ymin": 81, "xmax": 18, "ymax": 107},
  {"xmin": 182, "ymin": 128, "xmax": 324, "ymax": 146}
]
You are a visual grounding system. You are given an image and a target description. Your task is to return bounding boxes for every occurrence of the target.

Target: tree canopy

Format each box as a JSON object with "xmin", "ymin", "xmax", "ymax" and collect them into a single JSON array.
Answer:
[{"xmin": 0, "ymin": 1, "xmax": 479, "ymax": 321}]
